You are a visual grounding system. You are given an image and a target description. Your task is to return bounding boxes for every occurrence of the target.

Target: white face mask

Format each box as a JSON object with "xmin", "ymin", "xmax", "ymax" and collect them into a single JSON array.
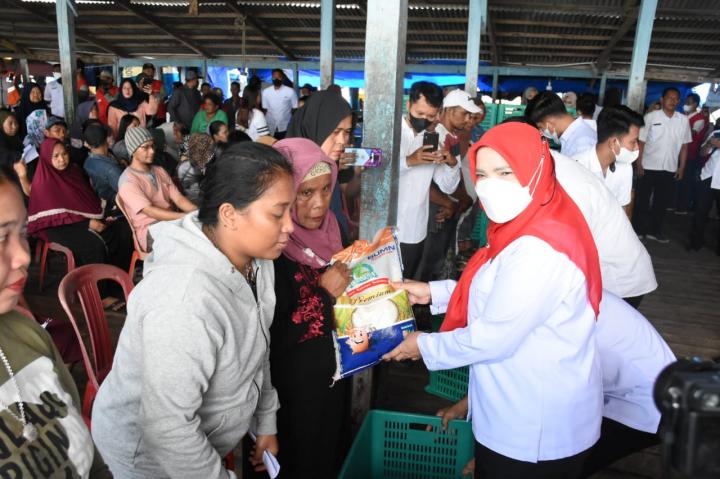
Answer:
[
  {"xmin": 52, "ymin": 71, "xmax": 62, "ymax": 80},
  {"xmin": 541, "ymin": 125, "xmax": 559, "ymax": 144},
  {"xmin": 611, "ymin": 140, "xmax": 639, "ymax": 164},
  {"xmin": 474, "ymin": 158, "xmax": 543, "ymax": 224},
  {"xmin": 682, "ymin": 104, "xmax": 694, "ymax": 113}
]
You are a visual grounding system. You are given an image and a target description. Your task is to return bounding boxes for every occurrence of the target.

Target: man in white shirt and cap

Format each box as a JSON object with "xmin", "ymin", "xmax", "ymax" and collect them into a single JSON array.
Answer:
[
  {"xmin": 526, "ymin": 91, "xmax": 598, "ymax": 157},
  {"xmin": 573, "ymin": 106, "xmax": 645, "ymax": 213},
  {"xmin": 397, "ymin": 82, "xmax": 461, "ymax": 279},
  {"xmin": 632, "ymin": 87, "xmax": 692, "ymax": 243}
]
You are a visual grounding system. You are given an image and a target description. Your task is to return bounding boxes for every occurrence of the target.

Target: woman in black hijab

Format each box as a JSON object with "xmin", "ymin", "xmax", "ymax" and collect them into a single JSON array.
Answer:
[
  {"xmin": 287, "ymin": 90, "xmax": 357, "ymax": 245},
  {"xmin": 107, "ymin": 78, "xmax": 157, "ymax": 140},
  {"xmin": 16, "ymin": 83, "xmax": 47, "ymax": 137},
  {"xmin": 0, "ymin": 110, "xmax": 22, "ymax": 169}
]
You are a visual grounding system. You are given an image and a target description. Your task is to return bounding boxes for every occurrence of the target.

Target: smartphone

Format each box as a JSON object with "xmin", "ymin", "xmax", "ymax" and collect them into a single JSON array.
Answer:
[
  {"xmin": 344, "ymin": 147, "xmax": 383, "ymax": 168},
  {"xmin": 423, "ymin": 131, "xmax": 439, "ymax": 152}
]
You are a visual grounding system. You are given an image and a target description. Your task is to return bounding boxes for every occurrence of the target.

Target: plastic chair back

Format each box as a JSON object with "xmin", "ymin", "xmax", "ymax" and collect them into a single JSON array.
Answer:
[{"xmin": 57, "ymin": 264, "xmax": 134, "ymax": 422}]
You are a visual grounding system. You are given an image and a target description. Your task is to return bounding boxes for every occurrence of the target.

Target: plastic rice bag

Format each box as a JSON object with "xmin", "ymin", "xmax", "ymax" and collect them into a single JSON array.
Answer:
[{"xmin": 331, "ymin": 227, "xmax": 417, "ymax": 380}]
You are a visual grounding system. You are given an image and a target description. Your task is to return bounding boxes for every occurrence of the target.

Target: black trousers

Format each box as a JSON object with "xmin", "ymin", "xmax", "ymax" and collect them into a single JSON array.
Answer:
[
  {"xmin": 274, "ymin": 130, "xmax": 287, "ymax": 140},
  {"xmin": 474, "ymin": 441, "xmax": 591, "ymax": 479},
  {"xmin": 689, "ymin": 177, "xmax": 720, "ymax": 252},
  {"xmin": 400, "ymin": 240, "xmax": 426, "ymax": 280},
  {"xmin": 623, "ymin": 295, "xmax": 644, "ymax": 309},
  {"xmin": 632, "ymin": 170, "xmax": 676, "ymax": 236},
  {"xmin": 580, "ymin": 418, "xmax": 660, "ymax": 478}
]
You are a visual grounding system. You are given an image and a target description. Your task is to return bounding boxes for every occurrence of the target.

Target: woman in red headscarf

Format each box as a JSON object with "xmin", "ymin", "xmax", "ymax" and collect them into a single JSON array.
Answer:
[
  {"xmin": 269, "ymin": 137, "xmax": 352, "ymax": 478},
  {"xmin": 27, "ymin": 139, "xmax": 132, "ymax": 280},
  {"xmin": 384, "ymin": 122, "xmax": 604, "ymax": 479}
]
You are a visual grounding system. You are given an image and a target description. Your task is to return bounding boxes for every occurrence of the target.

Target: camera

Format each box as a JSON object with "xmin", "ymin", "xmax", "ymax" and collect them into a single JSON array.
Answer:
[{"xmin": 654, "ymin": 357, "xmax": 720, "ymax": 478}]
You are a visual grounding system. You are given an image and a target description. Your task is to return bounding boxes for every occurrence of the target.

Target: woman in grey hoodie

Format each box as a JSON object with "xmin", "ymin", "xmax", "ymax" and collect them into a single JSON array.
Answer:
[{"xmin": 91, "ymin": 143, "xmax": 296, "ymax": 478}]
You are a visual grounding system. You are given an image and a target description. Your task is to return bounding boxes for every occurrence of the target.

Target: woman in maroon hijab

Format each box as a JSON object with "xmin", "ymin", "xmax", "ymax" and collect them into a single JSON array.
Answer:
[
  {"xmin": 269, "ymin": 138, "xmax": 352, "ymax": 478},
  {"xmin": 27, "ymin": 139, "xmax": 132, "ymax": 276}
]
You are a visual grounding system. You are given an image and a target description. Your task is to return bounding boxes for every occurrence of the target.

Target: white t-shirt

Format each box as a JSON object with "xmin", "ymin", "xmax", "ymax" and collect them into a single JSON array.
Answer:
[
  {"xmin": 700, "ymin": 143, "xmax": 720, "ymax": 190},
  {"xmin": 597, "ymin": 291, "xmax": 676, "ymax": 434},
  {"xmin": 245, "ymin": 109, "xmax": 270, "ymax": 141},
  {"xmin": 560, "ymin": 116, "xmax": 597, "ymax": 157},
  {"xmin": 420, "ymin": 236, "xmax": 602, "ymax": 462},
  {"xmin": 44, "ymin": 80, "xmax": 65, "ymax": 118},
  {"xmin": 573, "ymin": 147, "xmax": 633, "ymax": 207},
  {"xmin": 261, "ymin": 85, "xmax": 298, "ymax": 134},
  {"xmin": 397, "ymin": 119, "xmax": 461, "ymax": 244},
  {"xmin": 553, "ymin": 151, "xmax": 657, "ymax": 298},
  {"xmin": 639, "ymin": 109, "xmax": 692, "ymax": 173}
]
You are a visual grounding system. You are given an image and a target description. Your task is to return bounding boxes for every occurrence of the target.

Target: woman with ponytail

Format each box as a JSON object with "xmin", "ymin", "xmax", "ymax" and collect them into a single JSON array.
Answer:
[{"xmin": 384, "ymin": 122, "xmax": 604, "ymax": 479}]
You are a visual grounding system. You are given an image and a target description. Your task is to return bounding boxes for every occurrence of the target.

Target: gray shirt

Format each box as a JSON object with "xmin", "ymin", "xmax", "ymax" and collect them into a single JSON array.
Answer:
[{"xmin": 167, "ymin": 85, "xmax": 202, "ymax": 128}]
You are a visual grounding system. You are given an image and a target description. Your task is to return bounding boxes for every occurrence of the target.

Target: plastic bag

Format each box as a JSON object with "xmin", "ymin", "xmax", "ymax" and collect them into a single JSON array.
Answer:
[{"xmin": 332, "ymin": 227, "xmax": 416, "ymax": 380}]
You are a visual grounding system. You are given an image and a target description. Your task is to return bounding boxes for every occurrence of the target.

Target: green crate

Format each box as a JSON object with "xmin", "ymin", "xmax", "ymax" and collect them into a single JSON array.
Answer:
[
  {"xmin": 481, "ymin": 103, "xmax": 498, "ymax": 130},
  {"xmin": 426, "ymin": 367, "xmax": 469, "ymax": 403},
  {"xmin": 339, "ymin": 410, "xmax": 474, "ymax": 479},
  {"xmin": 430, "ymin": 314, "xmax": 445, "ymax": 332},
  {"xmin": 496, "ymin": 104, "xmax": 526, "ymax": 123}
]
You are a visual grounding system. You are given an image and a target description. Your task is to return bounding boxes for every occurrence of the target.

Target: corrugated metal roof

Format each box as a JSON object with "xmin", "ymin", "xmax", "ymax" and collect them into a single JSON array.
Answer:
[{"xmin": 2, "ymin": 0, "xmax": 719, "ymax": 78}]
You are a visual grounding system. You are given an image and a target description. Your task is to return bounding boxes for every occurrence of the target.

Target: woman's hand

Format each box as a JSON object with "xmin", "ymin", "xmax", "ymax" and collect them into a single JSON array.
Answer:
[
  {"xmin": 13, "ymin": 160, "xmax": 27, "ymax": 179},
  {"xmin": 89, "ymin": 219, "xmax": 107, "ymax": 233},
  {"xmin": 382, "ymin": 331, "xmax": 423, "ymax": 361},
  {"xmin": 436, "ymin": 396, "xmax": 469, "ymax": 429},
  {"xmin": 250, "ymin": 434, "xmax": 279, "ymax": 472},
  {"xmin": 319, "ymin": 262, "xmax": 352, "ymax": 298},
  {"xmin": 462, "ymin": 458, "xmax": 475, "ymax": 477},
  {"xmin": 147, "ymin": 94, "xmax": 160, "ymax": 115},
  {"xmin": 339, "ymin": 152, "xmax": 356, "ymax": 170},
  {"xmin": 390, "ymin": 280, "xmax": 431, "ymax": 305}
]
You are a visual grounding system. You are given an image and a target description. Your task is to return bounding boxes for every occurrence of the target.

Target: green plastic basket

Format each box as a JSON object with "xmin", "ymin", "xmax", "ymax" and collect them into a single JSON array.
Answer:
[
  {"xmin": 481, "ymin": 103, "xmax": 498, "ymax": 130},
  {"xmin": 339, "ymin": 410, "xmax": 474, "ymax": 479},
  {"xmin": 430, "ymin": 314, "xmax": 445, "ymax": 332},
  {"xmin": 496, "ymin": 104, "xmax": 526, "ymax": 123},
  {"xmin": 426, "ymin": 367, "xmax": 470, "ymax": 403}
]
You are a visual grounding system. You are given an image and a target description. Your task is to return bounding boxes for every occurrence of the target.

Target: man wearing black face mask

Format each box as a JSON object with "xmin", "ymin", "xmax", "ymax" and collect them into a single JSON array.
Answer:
[
  {"xmin": 397, "ymin": 81, "xmax": 461, "ymax": 280},
  {"xmin": 261, "ymin": 68, "xmax": 298, "ymax": 140}
]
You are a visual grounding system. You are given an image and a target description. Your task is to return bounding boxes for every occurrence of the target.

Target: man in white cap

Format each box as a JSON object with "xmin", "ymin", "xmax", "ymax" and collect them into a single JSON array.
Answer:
[
  {"xmin": 421, "ymin": 90, "xmax": 481, "ymax": 281},
  {"xmin": 167, "ymin": 70, "xmax": 202, "ymax": 129}
]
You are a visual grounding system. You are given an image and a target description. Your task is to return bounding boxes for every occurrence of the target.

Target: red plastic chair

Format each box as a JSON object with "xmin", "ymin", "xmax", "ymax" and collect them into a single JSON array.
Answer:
[
  {"xmin": 115, "ymin": 194, "xmax": 149, "ymax": 280},
  {"xmin": 37, "ymin": 237, "xmax": 76, "ymax": 292},
  {"xmin": 57, "ymin": 264, "xmax": 134, "ymax": 428}
]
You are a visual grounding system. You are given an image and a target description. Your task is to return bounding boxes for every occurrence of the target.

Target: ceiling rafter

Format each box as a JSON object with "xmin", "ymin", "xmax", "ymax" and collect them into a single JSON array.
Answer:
[
  {"xmin": 4, "ymin": 0, "xmax": 125, "ymax": 56},
  {"xmin": 596, "ymin": 0, "xmax": 639, "ymax": 71},
  {"xmin": 114, "ymin": 0, "xmax": 213, "ymax": 57},
  {"xmin": 223, "ymin": 1, "xmax": 298, "ymax": 60}
]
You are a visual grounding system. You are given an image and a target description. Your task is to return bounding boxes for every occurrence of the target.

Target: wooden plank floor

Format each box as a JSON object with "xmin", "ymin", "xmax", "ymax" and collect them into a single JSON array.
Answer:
[{"xmin": 21, "ymin": 212, "xmax": 720, "ymax": 478}]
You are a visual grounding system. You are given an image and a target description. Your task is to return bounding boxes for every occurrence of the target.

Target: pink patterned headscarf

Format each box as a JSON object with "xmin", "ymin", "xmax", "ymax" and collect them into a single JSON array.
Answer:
[{"xmin": 273, "ymin": 138, "xmax": 342, "ymax": 268}]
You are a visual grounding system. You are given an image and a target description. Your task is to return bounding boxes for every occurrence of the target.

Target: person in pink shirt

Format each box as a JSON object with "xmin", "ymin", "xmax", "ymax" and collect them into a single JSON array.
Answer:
[{"xmin": 118, "ymin": 127, "xmax": 196, "ymax": 252}]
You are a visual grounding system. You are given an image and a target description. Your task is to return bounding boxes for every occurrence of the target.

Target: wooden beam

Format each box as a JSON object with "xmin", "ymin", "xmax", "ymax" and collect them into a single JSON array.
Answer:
[
  {"xmin": 189, "ymin": 0, "xmax": 199, "ymax": 16},
  {"xmin": 113, "ymin": 0, "xmax": 213, "ymax": 57},
  {"xmin": 486, "ymin": 10, "xmax": 500, "ymax": 65},
  {"xmin": 223, "ymin": 1, "xmax": 297, "ymax": 60},
  {"xmin": 596, "ymin": 0, "xmax": 638, "ymax": 70},
  {"xmin": 4, "ymin": 0, "xmax": 125, "ymax": 56},
  {"xmin": 0, "ymin": 36, "xmax": 33, "ymax": 57}
]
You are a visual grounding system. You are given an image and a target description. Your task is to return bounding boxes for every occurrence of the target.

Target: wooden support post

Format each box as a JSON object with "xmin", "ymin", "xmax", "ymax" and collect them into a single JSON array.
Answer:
[
  {"xmin": 491, "ymin": 69, "xmax": 499, "ymax": 101},
  {"xmin": 627, "ymin": 0, "xmax": 657, "ymax": 112},
  {"xmin": 55, "ymin": 0, "xmax": 77, "ymax": 122},
  {"xmin": 598, "ymin": 71, "xmax": 608, "ymax": 106},
  {"xmin": 353, "ymin": 0, "xmax": 408, "ymax": 432},
  {"xmin": 464, "ymin": 0, "xmax": 486, "ymax": 94},
  {"xmin": 19, "ymin": 58, "xmax": 30, "ymax": 84},
  {"xmin": 320, "ymin": 0, "xmax": 335, "ymax": 90}
]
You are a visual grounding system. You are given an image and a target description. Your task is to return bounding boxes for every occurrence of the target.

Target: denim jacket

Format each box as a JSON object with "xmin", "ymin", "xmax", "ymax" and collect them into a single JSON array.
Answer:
[{"xmin": 84, "ymin": 153, "xmax": 123, "ymax": 202}]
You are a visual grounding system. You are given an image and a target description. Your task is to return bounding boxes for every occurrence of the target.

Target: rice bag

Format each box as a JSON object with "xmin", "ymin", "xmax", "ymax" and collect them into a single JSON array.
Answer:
[{"xmin": 332, "ymin": 227, "xmax": 416, "ymax": 380}]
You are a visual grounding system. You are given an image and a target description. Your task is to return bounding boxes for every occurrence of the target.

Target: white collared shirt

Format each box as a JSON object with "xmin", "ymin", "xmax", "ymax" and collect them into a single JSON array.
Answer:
[
  {"xmin": 44, "ymin": 80, "xmax": 65, "ymax": 118},
  {"xmin": 700, "ymin": 146, "xmax": 720, "ymax": 190},
  {"xmin": 419, "ymin": 236, "xmax": 602, "ymax": 462},
  {"xmin": 560, "ymin": 116, "xmax": 597, "ymax": 157},
  {"xmin": 639, "ymin": 109, "xmax": 692, "ymax": 172},
  {"xmin": 397, "ymin": 119, "xmax": 461, "ymax": 244},
  {"xmin": 553, "ymin": 151, "xmax": 657, "ymax": 298},
  {"xmin": 573, "ymin": 147, "xmax": 633, "ymax": 206},
  {"xmin": 597, "ymin": 291, "xmax": 676, "ymax": 434},
  {"xmin": 260, "ymin": 85, "xmax": 298, "ymax": 134}
]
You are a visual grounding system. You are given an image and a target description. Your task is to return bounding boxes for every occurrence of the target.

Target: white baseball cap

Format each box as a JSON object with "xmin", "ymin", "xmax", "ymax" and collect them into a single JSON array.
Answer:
[{"xmin": 443, "ymin": 89, "xmax": 482, "ymax": 113}]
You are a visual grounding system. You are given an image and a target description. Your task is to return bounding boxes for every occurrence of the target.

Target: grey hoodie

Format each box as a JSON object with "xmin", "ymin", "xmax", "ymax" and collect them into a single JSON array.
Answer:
[{"xmin": 91, "ymin": 213, "xmax": 279, "ymax": 479}]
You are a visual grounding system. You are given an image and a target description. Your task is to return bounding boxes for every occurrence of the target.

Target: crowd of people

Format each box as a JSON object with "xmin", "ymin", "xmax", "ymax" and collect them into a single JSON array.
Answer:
[{"xmin": 0, "ymin": 61, "xmax": 716, "ymax": 478}]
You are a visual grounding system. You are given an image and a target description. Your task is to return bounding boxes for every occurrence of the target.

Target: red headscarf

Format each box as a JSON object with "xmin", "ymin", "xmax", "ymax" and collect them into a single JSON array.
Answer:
[
  {"xmin": 27, "ymin": 138, "xmax": 103, "ymax": 235},
  {"xmin": 440, "ymin": 122, "xmax": 602, "ymax": 332},
  {"xmin": 273, "ymin": 138, "xmax": 342, "ymax": 268}
]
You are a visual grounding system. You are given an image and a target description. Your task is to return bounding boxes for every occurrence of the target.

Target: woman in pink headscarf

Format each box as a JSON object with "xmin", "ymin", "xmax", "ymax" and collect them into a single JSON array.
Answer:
[{"xmin": 269, "ymin": 138, "xmax": 352, "ymax": 478}]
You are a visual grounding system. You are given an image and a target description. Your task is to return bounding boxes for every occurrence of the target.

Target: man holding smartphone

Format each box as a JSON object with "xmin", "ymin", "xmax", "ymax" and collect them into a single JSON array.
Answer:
[{"xmin": 397, "ymin": 81, "xmax": 461, "ymax": 280}]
